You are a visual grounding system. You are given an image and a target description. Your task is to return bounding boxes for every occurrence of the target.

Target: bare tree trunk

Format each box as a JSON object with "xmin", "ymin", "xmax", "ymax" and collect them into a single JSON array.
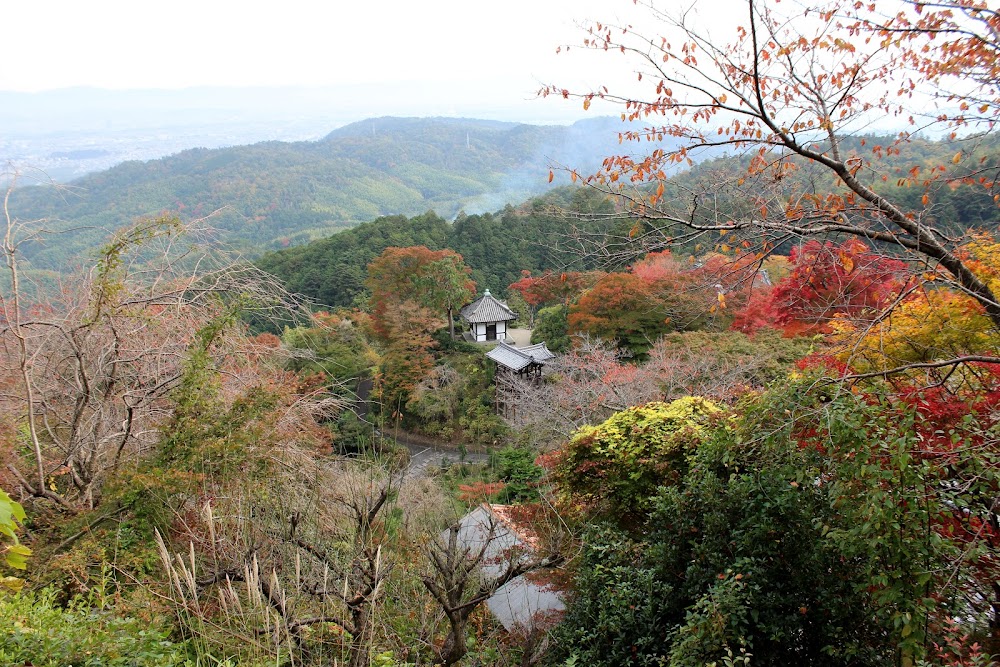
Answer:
[{"xmin": 422, "ymin": 516, "xmax": 563, "ymax": 666}]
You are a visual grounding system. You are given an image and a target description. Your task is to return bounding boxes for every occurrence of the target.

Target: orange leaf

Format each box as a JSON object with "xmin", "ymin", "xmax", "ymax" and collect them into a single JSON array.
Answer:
[
  {"xmin": 953, "ymin": 152, "xmax": 962, "ymax": 164},
  {"xmin": 839, "ymin": 252, "xmax": 854, "ymax": 274},
  {"xmin": 548, "ymin": 171, "xmax": 554, "ymax": 183}
]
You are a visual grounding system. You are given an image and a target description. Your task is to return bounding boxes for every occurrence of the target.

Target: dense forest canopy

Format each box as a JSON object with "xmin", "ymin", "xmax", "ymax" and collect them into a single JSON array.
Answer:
[
  {"xmin": 256, "ymin": 187, "xmax": 626, "ymax": 309},
  {"xmin": 256, "ymin": 132, "xmax": 1000, "ymax": 312}
]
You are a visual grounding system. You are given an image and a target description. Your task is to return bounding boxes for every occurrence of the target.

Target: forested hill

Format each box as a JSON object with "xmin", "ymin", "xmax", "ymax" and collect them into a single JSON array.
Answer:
[
  {"xmin": 8, "ymin": 116, "xmax": 642, "ymax": 270},
  {"xmin": 257, "ymin": 132, "xmax": 1000, "ymax": 309},
  {"xmin": 256, "ymin": 187, "xmax": 626, "ymax": 309}
]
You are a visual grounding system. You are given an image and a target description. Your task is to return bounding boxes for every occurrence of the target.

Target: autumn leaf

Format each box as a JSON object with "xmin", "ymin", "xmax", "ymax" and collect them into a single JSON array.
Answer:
[{"xmin": 548, "ymin": 170, "xmax": 554, "ymax": 183}]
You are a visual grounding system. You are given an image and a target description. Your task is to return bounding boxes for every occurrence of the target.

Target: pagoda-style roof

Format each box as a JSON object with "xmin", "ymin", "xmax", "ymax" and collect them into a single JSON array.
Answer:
[
  {"xmin": 460, "ymin": 289, "xmax": 516, "ymax": 324},
  {"xmin": 486, "ymin": 341, "xmax": 556, "ymax": 372}
]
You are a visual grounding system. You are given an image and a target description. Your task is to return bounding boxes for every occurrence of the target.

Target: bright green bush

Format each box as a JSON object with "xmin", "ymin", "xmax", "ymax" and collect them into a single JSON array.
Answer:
[
  {"xmin": 490, "ymin": 446, "xmax": 544, "ymax": 503},
  {"xmin": 0, "ymin": 588, "xmax": 187, "ymax": 667},
  {"xmin": 554, "ymin": 396, "xmax": 721, "ymax": 526}
]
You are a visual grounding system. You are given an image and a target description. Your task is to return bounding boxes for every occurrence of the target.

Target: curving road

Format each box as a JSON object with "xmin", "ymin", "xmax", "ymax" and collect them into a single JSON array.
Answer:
[
  {"xmin": 404, "ymin": 444, "xmax": 490, "ymax": 477},
  {"xmin": 376, "ymin": 428, "xmax": 490, "ymax": 477},
  {"xmin": 357, "ymin": 378, "xmax": 490, "ymax": 477}
]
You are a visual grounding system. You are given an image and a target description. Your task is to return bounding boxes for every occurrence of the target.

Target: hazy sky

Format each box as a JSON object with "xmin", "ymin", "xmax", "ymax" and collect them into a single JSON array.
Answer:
[
  {"xmin": 4, "ymin": 0, "xmax": 749, "ymax": 118},
  {"xmin": 6, "ymin": 1, "xmax": 620, "ymax": 88}
]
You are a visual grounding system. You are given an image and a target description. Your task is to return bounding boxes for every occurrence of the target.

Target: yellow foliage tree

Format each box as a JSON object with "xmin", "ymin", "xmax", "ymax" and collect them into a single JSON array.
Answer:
[
  {"xmin": 552, "ymin": 397, "xmax": 721, "ymax": 527},
  {"xmin": 834, "ymin": 234, "xmax": 1000, "ymax": 379}
]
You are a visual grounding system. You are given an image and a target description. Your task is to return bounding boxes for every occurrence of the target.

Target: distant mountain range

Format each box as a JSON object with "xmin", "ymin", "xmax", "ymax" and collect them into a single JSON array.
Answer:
[{"xmin": 8, "ymin": 116, "xmax": 664, "ymax": 269}]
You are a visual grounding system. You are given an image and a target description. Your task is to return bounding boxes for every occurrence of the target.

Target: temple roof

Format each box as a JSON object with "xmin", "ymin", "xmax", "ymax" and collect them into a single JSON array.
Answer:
[
  {"xmin": 460, "ymin": 289, "xmax": 516, "ymax": 324},
  {"xmin": 487, "ymin": 341, "xmax": 556, "ymax": 371},
  {"xmin": 451, "ymin": 504, "xmax": 565, "ymax": 631},
  {"xmin": 517, "ymin": 342, "xmax": 557, "ymax": 362}
]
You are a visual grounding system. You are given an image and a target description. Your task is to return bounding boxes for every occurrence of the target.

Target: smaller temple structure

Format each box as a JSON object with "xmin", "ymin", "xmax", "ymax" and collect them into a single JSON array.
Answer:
[
  {"xmin": 460, "ymin": 289, "xmax": 517, "ymax": 342},
  {"xmin": 487, "ymin": 341, "xmax": 556, "ymax": 417},
  {"xmin": 486, "ymin": 341, "xmax": 556, "ymax": 380}
]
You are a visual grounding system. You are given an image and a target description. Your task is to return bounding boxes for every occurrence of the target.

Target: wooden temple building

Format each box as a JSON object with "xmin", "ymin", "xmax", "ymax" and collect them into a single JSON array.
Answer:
[
  {"xmin": 486, "ymin": 341, "xmax": 556, "ymax": 380},
  {"xmin": 487, "ymin": 341, "xmax": 556, "ymax": 417},
  {"xmin": 459, "ymin": 290, "xmax": 557, "ymax": 416},
  {"xmin": 460, "ymin": 289, "xmax": 516, "ymax": 343}
]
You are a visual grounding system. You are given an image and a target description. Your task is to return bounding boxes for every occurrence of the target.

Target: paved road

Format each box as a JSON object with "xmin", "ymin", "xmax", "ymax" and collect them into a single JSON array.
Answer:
[
  {"xmin": 358, "ymin": 379, "xmax": 490, "ymax": 477},
  {"xmin": 404, "ymin": 444, "xmax": 490, "ymax": 477},
  {"xmin": 374, "ymin": 428, "xmax": 490, "ymax": 477}
]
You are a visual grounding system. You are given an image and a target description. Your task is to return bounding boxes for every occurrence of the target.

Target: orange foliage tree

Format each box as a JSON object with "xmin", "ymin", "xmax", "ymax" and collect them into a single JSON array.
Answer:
[
  {"xmin": 564, "ymin": 249, "xmax": 761, "ymax": 354},
  {"xmin": 366, "ymin": 247, "xmax": 475, "ymax": 416},
  {"xmin": 366, "ymin": 246, "xmax": 475, "ymax": 342},
  {"xmin": 508, "ymin": 270, "xmax": 604, "ymax": 309},
  {"xmin": 568, "ymin": 273, "xmax": 670, "ymax": 357},
  {"xmin": 544, "ymin": 0, "xmax": 1000, "ymax": 373}
]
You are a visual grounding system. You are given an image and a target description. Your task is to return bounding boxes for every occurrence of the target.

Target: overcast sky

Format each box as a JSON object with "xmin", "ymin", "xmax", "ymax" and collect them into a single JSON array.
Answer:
[
  {"xmin": 5, "ymin": 1, "xmax": 624, "ymax": 89},
  {"xmin": 4, "ymin": 0, "xmax": 753, "ymax": 121}
]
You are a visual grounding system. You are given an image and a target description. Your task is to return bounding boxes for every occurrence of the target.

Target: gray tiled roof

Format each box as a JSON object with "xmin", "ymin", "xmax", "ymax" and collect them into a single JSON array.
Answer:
[
  {"xmin": 487, "ymin": 342, "xmax": 534, "ymax": 371},
  {"xmin": 451, "ymin": 504, "xmax": 565, "ymax": 631},
  {"xmin": 460, "ymin": 290, "xmax": 516, "ymax": 324},
  {"xmin": 486, "ymin": 341, "xmax": 556, "ymax": 371},
  {"xmin": 517, "ymin": 342, "xmax": 556, "ymax": 362}
]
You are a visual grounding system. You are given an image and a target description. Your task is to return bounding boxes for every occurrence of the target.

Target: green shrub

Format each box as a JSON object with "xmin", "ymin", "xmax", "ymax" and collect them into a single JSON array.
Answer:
[
  {"xmin": 531, "ymin": 304, "xmax": 570, "ymax": 352},
  {"xmin": 1, "ymin": 488, "xmax": 30, "ymax": 592},
  {"xmin": 554, "ymin": 396, "xmax": 721, "ymax": 526},
  {"xmin": 490, "ymin": 446, "xmax": 543, "ymax": 503},
  {"xmin": 0, "ymin": 587, "xmax": 188, "ymax": 667}
]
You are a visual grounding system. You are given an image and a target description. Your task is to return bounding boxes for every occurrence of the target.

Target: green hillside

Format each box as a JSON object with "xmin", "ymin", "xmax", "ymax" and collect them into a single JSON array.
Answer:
[
  {"xmin": 257, "ymin": 132, "xmax": 1000, "ymax": 309},
  {"xmin": 8, "ymin": 116, "xmax": 640, "ymax": 270}
]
